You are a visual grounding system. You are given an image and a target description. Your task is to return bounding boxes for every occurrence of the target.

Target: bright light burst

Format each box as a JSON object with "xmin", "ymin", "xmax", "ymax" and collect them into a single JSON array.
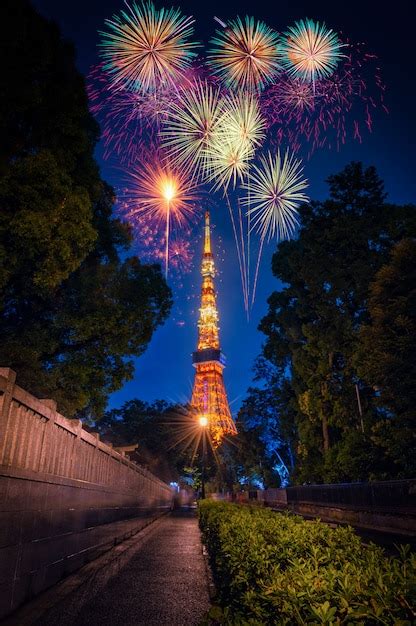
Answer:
[
  {"xmin": 242, "ymin": 150, "xmax": 309, "ymax": 241},
  {"xmin": 99, "ymin": 1, "xmax": 198, "ymax": 92},
  {"xmin": 219, "ymin": 92, "xmax": 266, "ymax": 151},
  {"xmin": 160, "ymin": 80, "xmax": 225, "ymax": 180},
  {"xmin": 208, "ymin": 15, "xmax": 281, "ymax": 91},
  {"xmin": 280, "ymin": 18, "xmax": 344, "ymax": 85},
  {"xmin": 206, "ymin": 134, "xmax": 253, "ymax": 192},
  {"xmin": 126, "ymin": 160, "xmax": 198, "ymax": 276}
]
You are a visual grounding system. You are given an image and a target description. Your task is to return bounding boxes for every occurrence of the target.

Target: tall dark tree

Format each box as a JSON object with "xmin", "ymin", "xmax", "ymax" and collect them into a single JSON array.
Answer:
[
  {"xmin": 0, "ymin": 0, "xmax": 172, "ymax": 417},
  {"xmin": 356, "ymin": 238, "xmax": 416, "ymax": 476},
  {"xmin": 252, "ymin": 162, "xmax": 415, "ymax": 483},
  {"xmin": 234, "ymin": 357, "xmax": 297, "ymax": 486}
]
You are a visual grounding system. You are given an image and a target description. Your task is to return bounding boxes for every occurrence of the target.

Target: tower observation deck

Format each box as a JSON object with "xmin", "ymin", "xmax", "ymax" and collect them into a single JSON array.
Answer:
[{"xmin": 191, "ymin": 211, "xmax": 237, "ymax": 446}]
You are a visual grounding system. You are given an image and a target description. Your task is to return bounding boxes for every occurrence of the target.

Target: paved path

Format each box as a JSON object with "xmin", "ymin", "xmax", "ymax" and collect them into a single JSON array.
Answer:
[{"xmin": 34, "ymin": 509, "xmax": 211, "ymax": 626}]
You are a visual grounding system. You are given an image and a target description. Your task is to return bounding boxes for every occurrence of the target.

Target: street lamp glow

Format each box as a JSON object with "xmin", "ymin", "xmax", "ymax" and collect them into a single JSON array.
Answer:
[{"xmin": 199, "ymin": 415, "xmax": 208, "ymax": 428}]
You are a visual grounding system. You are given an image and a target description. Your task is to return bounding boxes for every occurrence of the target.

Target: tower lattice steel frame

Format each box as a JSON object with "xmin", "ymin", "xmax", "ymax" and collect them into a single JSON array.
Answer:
[{"xmin": 191, "ymin": 211, "xmax": 237, "ymax": 446}]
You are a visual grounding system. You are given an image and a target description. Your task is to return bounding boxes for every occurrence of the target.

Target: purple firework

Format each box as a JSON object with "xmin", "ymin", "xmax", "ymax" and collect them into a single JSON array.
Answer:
[
  {"xmin": 87, "ymin": 63, "xmax": 203, "ymax": 165},
  {"xmin": 260, "ymin": 41, "xmax": 387, "ymax": 156}
]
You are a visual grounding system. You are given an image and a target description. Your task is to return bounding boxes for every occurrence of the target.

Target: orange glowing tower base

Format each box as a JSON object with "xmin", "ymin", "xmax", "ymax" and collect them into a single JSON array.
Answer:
[{"xmin": 191, "ymin": 212, "xmax": 237, "ymax": 446}]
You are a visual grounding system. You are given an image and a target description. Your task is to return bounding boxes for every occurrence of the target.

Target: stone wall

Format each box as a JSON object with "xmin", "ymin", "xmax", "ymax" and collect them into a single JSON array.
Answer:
[
  {"xmin": 0, "ymin": 368, "xmax": 173, "ymax": 619},
  {"xmin": 211, "ymin": 481, "xmax": 416, "ymax": 538}
]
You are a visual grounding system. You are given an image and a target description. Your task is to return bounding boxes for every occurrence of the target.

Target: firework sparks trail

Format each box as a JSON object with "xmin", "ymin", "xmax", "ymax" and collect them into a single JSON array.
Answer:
[
  {"xmin": 161, "ymin": 80, "xmax": 225, "ymax": 181},
  {"xmin": 242, "ymin": 149, "xmax": 308, "ymax": 305},
  {"xmin": 243, "ymin": 149, "xmax": 309, "ymax": 242},
  {"xmin": 260, "ymin": 42, "xmax": 387, "ymax": 155},
  {"xmin": 124, "ymin": 158, "xmax": 199, "ymax": 277},
  {"xmin": 242, "ymin": 150, "xmax": 308, "ymax": 306},
  {"xmin": 88, "ymin": 64, "xmax": 203, "ymax": 165},
  {"xmin": 237, "ymin": 197, "xmax": 249, "ymax": 316},
  {"xmin": 224, "ymin": 193, "xmax": 249, "ymax": 312},
  {"xmin": 208, "ymin": 15, "xmax": 282, "ymax": 91},
  {"xmin": 280, "ymin": 18, "xmax": 345, "ymax": 89},
  {"xmin": 203, "ymin": 92, "xmax": 266, "ymax": 308},
  {"xmin": 99, "ymin": 1, "xmax": 199, "ymax": 92}
]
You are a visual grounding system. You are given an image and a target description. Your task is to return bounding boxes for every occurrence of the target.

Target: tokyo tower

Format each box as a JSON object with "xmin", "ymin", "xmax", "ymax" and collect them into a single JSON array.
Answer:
[{"xmin": 191, "ymin": 211, "xmax": 237, "ymax": 446}]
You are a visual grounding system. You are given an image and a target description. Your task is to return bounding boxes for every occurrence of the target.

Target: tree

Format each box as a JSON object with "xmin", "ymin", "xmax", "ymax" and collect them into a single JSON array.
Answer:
[
  {"xmin": 254, "ymin": 163, "xmax": 415, "ymax": 483},
  {"xmin": 0, "ymin": 1, "xmax": 172, "ymax": 417},
  {"xmin": 98, "ymin": 399, "xmax": 181, "ymax": 482},
  {"xmin": 99, "ymin": 400, "xmax": 217, "ymax": 484},
  {"xmin": 233, "ymin": 358, "xmax": 297, "ymax": 487},
  {"xmin": 356, "ymin": 238, "xmax": 416, "ymax": 476}
]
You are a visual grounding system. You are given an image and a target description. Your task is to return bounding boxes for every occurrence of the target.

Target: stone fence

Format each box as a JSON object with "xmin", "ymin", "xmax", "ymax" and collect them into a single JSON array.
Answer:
[
  {"xmin": 212, "ymin": 479, "xmax": 416, "ymax": 540},
  {"xmin": 0, "ymin": 368, "xmax": 173, "ymax": 619}
]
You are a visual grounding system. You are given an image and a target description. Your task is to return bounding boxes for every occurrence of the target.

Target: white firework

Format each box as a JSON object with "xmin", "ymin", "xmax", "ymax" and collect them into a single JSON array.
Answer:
[
  {"xmin": 242, "ymin": 150, "xmax": 309, "ymax": 241},
  {"xmin": 160, "ymin": 80, "xmax": 225, "ymax": 181}
]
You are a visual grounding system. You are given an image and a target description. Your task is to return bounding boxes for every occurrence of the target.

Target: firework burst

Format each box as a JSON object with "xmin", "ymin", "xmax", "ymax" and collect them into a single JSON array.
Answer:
[
  {"xmin": 160, "ymin": 80, "xmax": 225, "ymax": 181},
  {"xmin": 242, "ymin": 150, "xmax": 309, "ymax": 242},
  {"xmin": 219, "ymin": 92, "xmax": 266, "ymax": 152},
  {"xmin": 260, "ymin": 42, "xmax": 387, "ymax": 155},
  {"xmin": 99, "ymin": 1, "xmax": 198, "ymax": 92},
  {"xmin": 206, "ymin": 134, "xmax": 253, "ymax": 192},
  {"xmin": 267, "ymin": 76, "xmax": 316, "ymax": 114},
  {"xmin": 208, "ymin": 15, "xmax": 281, "ymax": 91},
  {"xmin": 280, "ymin": 18, "xmax": 345, "ymax": 85},
  {"xmin": 126, "ymin": 159, "xmax": 199, "ymax": 276},
  {"xmin": 169, "ymin": 237, "xmax": 194, "ymax": 273}
]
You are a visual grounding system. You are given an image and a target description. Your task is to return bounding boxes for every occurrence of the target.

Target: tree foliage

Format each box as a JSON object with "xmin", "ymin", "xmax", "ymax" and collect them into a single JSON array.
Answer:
[
  {"xmin": 355, "ymin": 238, "xmax": 416, "ymax": 475},
  {"xmin": 0, "ymin": 0, "xmax": 172, "ymax": 417},
  {"xmin": 98, "ymin": 399, "xmax": 183, "ymax": 482},
  {"xmin": 249, "ymin": 162, "xmax": 415, "ymax": 483}
]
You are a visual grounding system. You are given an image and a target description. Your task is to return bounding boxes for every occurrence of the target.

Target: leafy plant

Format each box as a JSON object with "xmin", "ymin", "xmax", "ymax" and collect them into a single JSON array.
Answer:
[{"xmin": 198, "ymin": 501, "xmax": 416, "ymax": 624}]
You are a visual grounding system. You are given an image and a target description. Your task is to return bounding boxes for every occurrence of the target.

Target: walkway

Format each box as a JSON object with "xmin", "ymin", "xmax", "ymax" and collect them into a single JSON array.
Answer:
[{"xmin": 27, "ymin": 509, "xmax": 211, "ymax": 626}]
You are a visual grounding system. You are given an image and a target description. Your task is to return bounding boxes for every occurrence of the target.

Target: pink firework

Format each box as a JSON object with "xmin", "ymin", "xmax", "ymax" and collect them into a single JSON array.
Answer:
[
  {"xmin": 116, "ymin": 207, "xmax": 196, "ymax": 277},
  {"xmin": 116, "ymin": 201, "xmax": 165, "ymax": 263},
  {"xmin": 169, "ymin": 237, "xmax": 194, "ymax": 273},
  {"xmin": 260, "ymin": 41, "xmax": 387, "ymax": 155},
  {"xmin": 120, "ymin": 151, "xmax": 200, "ymax": 277},
  {"xmin": 88, "ymin": 63, "xmax": 203, "ymax": 165}
]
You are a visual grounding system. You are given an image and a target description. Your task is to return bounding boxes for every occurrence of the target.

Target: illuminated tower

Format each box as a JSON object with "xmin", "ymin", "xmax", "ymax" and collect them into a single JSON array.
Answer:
[{"xmin": 191, "ymin": 211, "xmax": 237, "ymax": 446}]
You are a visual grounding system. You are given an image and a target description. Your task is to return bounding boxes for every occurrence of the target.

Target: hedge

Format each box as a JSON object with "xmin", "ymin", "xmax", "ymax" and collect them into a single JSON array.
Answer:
[{"xmin": 198, "ymin": 500, "xmax": 416, "ymax": 625}]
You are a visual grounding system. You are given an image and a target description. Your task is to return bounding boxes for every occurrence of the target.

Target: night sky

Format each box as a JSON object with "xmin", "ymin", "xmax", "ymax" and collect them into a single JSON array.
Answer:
[{"xmin": 32, "ymin": 0, "xmax": 414, "ymax": 415}]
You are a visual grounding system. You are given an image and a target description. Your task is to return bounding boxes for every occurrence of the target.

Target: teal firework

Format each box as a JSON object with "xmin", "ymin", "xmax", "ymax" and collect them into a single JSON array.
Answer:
[{"xmin": 280, "ymin": 18, "xmax": 345, "ymax": 84}]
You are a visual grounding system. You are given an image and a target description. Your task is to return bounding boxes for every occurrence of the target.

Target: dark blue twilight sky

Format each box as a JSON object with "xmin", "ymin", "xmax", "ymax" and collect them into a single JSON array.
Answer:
[{"xmin": 33, "ymin": 0, "xmax": 415, "ymax": 415}]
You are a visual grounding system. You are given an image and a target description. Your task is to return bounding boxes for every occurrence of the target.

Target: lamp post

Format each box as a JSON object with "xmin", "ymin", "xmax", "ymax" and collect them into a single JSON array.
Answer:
[{"xmin": 199, "ymin": 415, "xmax": 208, "ymax": 499}]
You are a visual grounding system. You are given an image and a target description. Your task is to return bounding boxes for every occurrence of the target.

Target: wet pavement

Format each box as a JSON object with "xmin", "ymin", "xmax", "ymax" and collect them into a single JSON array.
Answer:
[{"xmin": 34, "ymin": 509, "xmax": 211, "ymax": 626}]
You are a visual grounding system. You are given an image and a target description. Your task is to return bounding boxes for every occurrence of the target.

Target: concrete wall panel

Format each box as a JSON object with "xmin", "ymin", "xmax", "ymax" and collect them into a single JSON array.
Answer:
[{"xmin": 0, "ymin": 368, "xmax": 173, "ymax": 619}]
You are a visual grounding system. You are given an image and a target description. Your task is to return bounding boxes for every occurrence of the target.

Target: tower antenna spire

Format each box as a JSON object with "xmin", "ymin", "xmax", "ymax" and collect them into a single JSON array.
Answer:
[{"xmin": 204, "ymin": 211, "xmax": 211, "ymax": 255}]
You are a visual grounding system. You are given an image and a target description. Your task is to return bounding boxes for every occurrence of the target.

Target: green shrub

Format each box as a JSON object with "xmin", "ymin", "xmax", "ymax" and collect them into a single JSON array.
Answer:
[{"xmin": 198, "ymin": 500, "xmax": 416, "ymax": 625}]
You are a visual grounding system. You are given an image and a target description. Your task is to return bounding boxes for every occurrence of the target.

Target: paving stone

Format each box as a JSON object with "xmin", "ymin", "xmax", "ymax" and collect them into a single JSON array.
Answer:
[{"xmin": 36, "ymin": 509, "xmax": 210, "ymax": 626}]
